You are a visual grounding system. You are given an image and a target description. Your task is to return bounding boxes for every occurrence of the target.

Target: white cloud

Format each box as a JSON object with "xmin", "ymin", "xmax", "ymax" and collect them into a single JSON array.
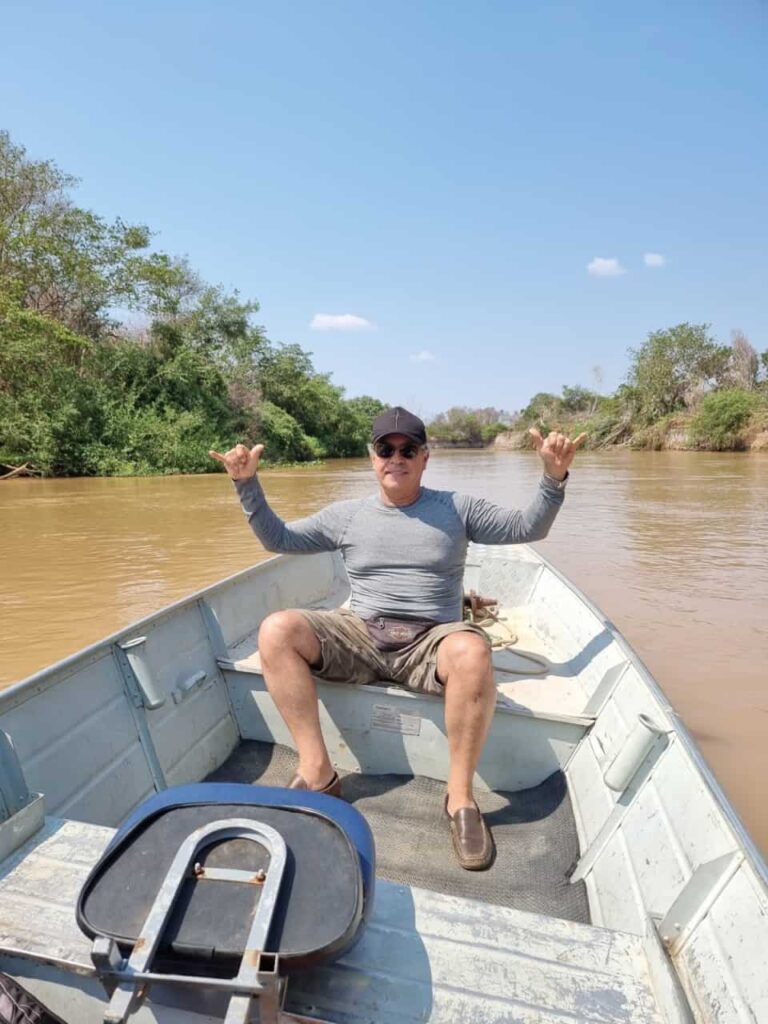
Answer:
[
  {"xmin": 410, "ymin": 350, "xmax": 436, "ymax": 363},
  {"xmin": 643, "ymin": 252, "xmax": 666, "ymax": 268},
  {"xmin": 587, "ymin": 257, "xmax": 626, "ymax": 278},
  {"xmin": 309, "ymin": 313, "xmax": 374, "ymax": 331}
]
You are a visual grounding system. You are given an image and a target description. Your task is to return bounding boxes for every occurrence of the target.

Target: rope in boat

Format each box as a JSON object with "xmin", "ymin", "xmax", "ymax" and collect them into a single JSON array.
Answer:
[{"xmin": 464, "ymin": 591, "xmax": 550, "ymax": 676}]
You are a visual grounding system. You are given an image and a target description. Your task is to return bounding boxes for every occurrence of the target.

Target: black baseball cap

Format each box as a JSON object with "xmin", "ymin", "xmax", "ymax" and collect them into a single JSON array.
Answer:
[{"xmin": 371, "ymin": 406, "xmax": 427, "ymax": 445}]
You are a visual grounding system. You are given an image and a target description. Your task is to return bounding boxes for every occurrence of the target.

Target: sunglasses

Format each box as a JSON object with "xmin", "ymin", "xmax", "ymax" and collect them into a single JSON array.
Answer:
[{"xmin": 373, "ymin": 441, "xmax": 424, "ymax": 459}]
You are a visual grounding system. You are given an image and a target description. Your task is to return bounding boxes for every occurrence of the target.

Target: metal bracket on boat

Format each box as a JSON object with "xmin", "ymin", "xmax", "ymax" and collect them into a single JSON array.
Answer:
[
  {"xmin": 657, "ymin": 850, "xmax": 744, "ymax": 957},
  {"xmin": 582, "ymin": 662, "xmax": 630, "ymax": 718},
  {"xmin": 198, "ymin": 598, "xmax": 229, "ymax": 662},
  {"xmin": 91, "ymin": 817, "xmax": 288, "ymax": 1024},
  {"xmin": 171, "ymin": 669, "xmax": 209, "ymax": 704},
  {"xmin": 115, "ymin": 637, "xmax": 166, "ymax": 710},
  {"xmin": 0, "ymin": 731, "xmax": 45, "ymax": 863},
  {"xmin": 111, "ymin": 641, "xmax": 167, "ymax": 793},
  {"xmin": 0, "ymin": 730, "xmax": 30, "ymax": 822}
]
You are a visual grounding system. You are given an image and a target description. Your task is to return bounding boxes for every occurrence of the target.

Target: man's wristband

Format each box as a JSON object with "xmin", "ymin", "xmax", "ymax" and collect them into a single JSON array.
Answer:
[{"xmin": 542, "ymin": 471, "xmax": 569, "ymax": 490}]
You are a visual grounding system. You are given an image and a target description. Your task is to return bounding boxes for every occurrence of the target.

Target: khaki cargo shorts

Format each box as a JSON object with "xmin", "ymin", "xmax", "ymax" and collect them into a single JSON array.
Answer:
[{"xmin": 297, "ymin": 608, "xmax": 491, "ymax": 697}]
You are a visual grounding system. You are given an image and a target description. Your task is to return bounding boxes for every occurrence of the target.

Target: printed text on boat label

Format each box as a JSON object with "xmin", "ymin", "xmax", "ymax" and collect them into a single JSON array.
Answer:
[{"xmin": 370, "ymin": 704, "xmax": 422, "ymax": 736}]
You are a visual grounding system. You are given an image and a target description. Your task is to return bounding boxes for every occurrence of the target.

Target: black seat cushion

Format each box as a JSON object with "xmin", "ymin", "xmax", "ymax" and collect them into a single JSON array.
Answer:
[{"xmin": 77, "ymin": 783, "xmax": 375, "ymax": 973}]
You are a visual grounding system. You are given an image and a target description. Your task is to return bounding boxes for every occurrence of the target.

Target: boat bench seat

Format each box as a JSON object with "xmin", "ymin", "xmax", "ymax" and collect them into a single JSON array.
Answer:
[
  {"xmin": 218, "ymin": 630, "xmax": 594, "ymax": 793},
  {"xmin": 0, "ymin": 815, "xmax": 666, "ymax": 1023},
  {"xmin": 218, "ymin": 628, "xmax": 594, "ymax": 724}
]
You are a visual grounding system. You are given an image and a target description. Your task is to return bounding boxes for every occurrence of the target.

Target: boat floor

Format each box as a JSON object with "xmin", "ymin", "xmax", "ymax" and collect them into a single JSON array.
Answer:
[
  {"xmin": 0, "ymin": 818, "xmax": 663, "ymax": 1024},
  {"xmin": 207, "ymin": 740, "xmax": 590, "ymax": 924}
]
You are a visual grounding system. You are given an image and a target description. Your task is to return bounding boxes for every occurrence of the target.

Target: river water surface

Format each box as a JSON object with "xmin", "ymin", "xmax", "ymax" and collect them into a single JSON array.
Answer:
[{"xmin": 1, "ymin": 450, "xmax": 766, "ymax": 853}]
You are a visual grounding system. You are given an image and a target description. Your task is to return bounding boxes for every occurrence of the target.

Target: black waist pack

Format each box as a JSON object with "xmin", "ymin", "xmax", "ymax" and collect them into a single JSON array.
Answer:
[{"xmin": 365, "ymin": 615, "xmax": 439, "ymax": 653}]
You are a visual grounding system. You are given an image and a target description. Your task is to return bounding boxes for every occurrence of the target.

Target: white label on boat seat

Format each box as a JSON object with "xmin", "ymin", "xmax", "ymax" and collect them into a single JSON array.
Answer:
[{"xmin": 371, "ymin": 703, "xmax": 422, "ymax": 736}]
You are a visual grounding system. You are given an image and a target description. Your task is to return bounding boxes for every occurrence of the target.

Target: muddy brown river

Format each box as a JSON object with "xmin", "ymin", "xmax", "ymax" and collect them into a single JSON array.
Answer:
[{"xmin": 1, "ymin": 450, "xmax": 766, "ymax": 853}]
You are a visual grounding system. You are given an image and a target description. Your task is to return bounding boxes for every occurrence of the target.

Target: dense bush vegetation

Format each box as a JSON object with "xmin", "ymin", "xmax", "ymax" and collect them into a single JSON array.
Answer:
[
  {"xmin": 0, "ymin": 132, "xmax": 386, "ymax": 476},
  {"xmin": 690, "ymin": 390, "xmax": 757, "ymax": 450}
]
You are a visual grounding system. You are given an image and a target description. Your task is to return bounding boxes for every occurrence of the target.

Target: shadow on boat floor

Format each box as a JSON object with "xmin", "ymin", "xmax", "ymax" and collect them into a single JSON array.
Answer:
[{"xmin": 207, "ymin": 740, "xmax": 589, "ymax": 924}]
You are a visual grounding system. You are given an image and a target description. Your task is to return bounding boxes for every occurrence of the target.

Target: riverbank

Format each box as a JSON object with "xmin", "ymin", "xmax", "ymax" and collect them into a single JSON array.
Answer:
[{"xmin": 490, "ymin": 409, "xmax": 768, "ymax": 453}]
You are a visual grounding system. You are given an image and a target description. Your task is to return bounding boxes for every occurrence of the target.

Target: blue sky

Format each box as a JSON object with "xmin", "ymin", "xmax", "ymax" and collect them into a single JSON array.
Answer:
[{"xmin": 2, "ymin": 1, "xmax": 766, "ymax": 419}]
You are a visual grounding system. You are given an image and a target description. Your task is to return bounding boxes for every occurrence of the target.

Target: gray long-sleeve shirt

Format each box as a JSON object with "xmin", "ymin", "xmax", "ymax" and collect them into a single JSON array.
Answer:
[{"xmin": 235, "ymin": 476, "xmax": 565, "ymax": 623}]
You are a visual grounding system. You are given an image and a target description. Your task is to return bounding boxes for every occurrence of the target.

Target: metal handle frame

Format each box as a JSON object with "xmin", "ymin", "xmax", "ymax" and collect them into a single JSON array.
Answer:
[{"xmin": 92, "ymin": 817, "xmax": 288, "ymax": 1024}]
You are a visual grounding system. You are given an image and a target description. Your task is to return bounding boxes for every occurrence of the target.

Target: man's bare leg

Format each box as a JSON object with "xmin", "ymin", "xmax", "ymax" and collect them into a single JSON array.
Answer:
[
  {"xmin": 258, "ymin": 610, "xmax": 334, "ymax": 789},
  {"xmin": 436, "ymin": 632, "xmax": 497, "ymax": 816}
]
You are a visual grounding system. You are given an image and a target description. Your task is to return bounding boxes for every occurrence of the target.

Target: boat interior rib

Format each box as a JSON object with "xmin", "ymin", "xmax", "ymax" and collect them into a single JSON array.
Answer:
[{"xmin": 1, "ymin": 545, "xmax": 766, "ymax": 1023}]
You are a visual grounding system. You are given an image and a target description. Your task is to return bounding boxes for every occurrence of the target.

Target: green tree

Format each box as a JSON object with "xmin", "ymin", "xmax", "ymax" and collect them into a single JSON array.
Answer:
[
  {"xmin": 338, "ymin": 396, "xmax": 388, "ymax": 453},
  {"xmin": 154, "ymin": 284, "xmax": 266, "ymax": 364},
  {"xmin": 428, "ymin": 407, "xmax": 511, "ymax": 445},
  {"xmin": 627, "ymin": 323, "xmax": 730, "ymax": 423},
  {"xmin": 254, "ymin": 344, "xmax": 378, "ymax": 456},
  {"xmin": 0, "ymin": 297, "xmax": 100, "ymax": 473},
  {"xmin": 251, "ymin": 402, "xmax": 322, "ymax": 462},
  {"xmin": 346, "ymin": 395, "xmax": 388, "ymax": 423},
  {"xmin": 257, "ymin": 345, "xmax": 333, "ymax": 430},
  {"xmin": 560, "ymin": 385, "xmax": 600, "ymax": 414},
  {"xmin": 520, "ymin": 392, "xmax": 562, "ymax": 425},
  {"xmin": 0, "ymin": 131, "xmax": 180, "ymax": 339}
]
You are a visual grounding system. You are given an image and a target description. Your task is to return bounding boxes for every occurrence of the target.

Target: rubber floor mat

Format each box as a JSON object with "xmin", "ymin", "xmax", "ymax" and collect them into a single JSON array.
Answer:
[{"xmin": 208, "ymin": 740, "xmax": 589, "ymax": 924}]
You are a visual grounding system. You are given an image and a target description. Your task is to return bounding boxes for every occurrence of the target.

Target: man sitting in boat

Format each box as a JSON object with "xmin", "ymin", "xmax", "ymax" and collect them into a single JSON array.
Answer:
[{"xmin": 209, "ymin": 408, "xmax": 585, "ymax": 870}]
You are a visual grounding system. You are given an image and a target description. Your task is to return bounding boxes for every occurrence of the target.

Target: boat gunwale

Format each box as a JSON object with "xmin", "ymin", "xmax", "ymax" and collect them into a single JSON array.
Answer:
[
  {"xmin": 525, "ymin": 544, "xmax": 768, "ymax": 891},
  {"xmin": 3, "ymin": 544, "xmax": 766, "ymax": 890},
  {"xmin": 0, "ymin": 552, "xmax": 289, "ymax": 713}
]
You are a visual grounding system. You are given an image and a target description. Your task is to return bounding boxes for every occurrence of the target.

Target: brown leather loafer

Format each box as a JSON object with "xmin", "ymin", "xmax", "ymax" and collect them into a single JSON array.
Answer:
[
  {"xmin": 287, "ymin": 771, "xmax": 343, "ymax": 799},
  {"xmin": 445, "ymin": 798, "xmax": 495, "ymax": 870}
]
